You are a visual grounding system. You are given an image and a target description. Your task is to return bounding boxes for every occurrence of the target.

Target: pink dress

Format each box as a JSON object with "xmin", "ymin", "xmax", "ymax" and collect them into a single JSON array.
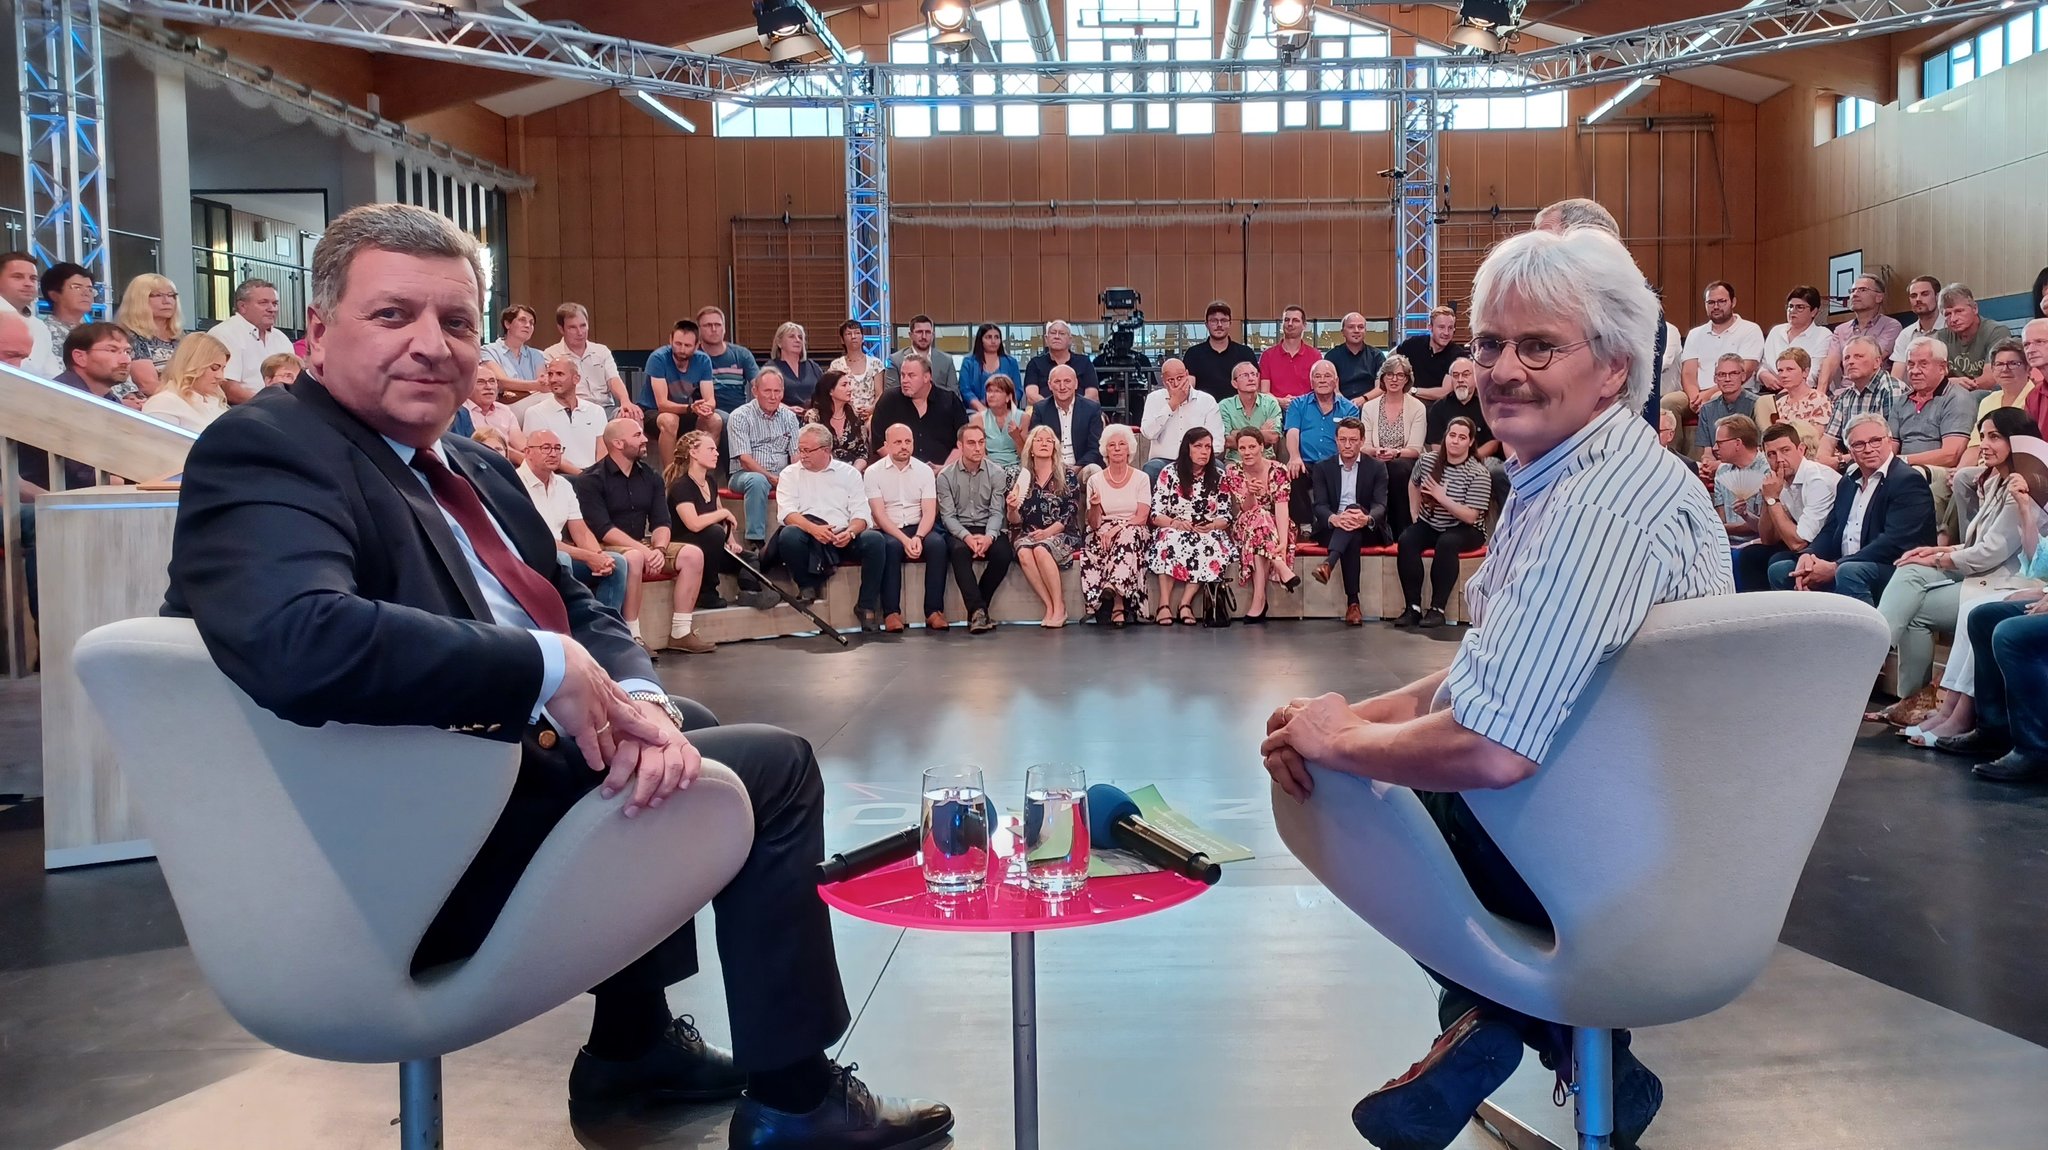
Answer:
[{"xmin": 1221, "ymin": 461, "xmax": 1295, "ymax": 585}]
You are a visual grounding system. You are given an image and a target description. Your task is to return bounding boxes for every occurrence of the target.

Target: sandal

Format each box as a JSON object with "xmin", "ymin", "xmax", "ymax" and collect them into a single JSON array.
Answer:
[
  {"xmin": 1178, "ymin": 605, "xmax": 1198, "ymax": 626},
  {"xmin": 1111, "ymin": 607, "xmax": 1127, "ymax": 628},
  {"xmin": 1156, "ymin": 607, "xmax": 1174, "ymax": 626}
]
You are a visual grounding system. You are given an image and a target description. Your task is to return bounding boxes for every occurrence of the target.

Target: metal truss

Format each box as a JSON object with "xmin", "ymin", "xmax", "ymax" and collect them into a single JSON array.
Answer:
[
  {"xmin": 17, "ymin": 0, "xmax": 113, "ymax": 304},
  {"xmin": 843, "ymin": 69, "xmax": 889, "ymax": 360},
  {"xmin": 1395, "ymin": 68, "xmax": 1441, "ymax": 345}
]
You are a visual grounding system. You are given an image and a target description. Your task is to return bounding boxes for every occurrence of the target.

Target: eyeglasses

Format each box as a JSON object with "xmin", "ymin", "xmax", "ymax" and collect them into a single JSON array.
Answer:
[
  {"xmin": 1847, "ymin": 436, "xmax": 1888, "ymax": 451},
  {"xmin": 1470, "ymin": 335, "xmax": 1593, "ymax": 371},
  {"xmin": 89, "ymin": 343, "xmax": 128, "ymax": 355},
  {"xmin": 149, "ymin": 290, "xmax": 179, "ymax": 300},
  {"xmin": 1993, "ymin": 360, "xmax": 2026, "ymax": 371},
  {"xmin": 530, "ymin": 443, "xmax": 564, "ymax": 452}
]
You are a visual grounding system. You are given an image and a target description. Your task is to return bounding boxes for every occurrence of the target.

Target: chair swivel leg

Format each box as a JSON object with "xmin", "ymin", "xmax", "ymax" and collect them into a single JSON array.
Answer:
[
  {"xmin": 1572, "ymin": 1026, "xmax": 1613, "ymax": 1150},
  {"xmin": 400, "ymin": 1058, "xmax": 444, "ymax": 1150}
]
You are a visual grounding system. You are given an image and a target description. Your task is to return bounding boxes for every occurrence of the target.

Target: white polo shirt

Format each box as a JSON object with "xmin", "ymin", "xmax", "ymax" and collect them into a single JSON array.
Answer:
[
  {"xmin": 1680, "ymin": 317, "xmax": 1766, "ymax": 390},
  {"xmin": 521, "ymin": 397, "xmax": 607, "ymax": 470},
  {"xmin": 519, "ymin": 463, "xmax": 585, "ymax": 543},
  {"xmin": 864, "ymin": 454, "xmax": 938, "ymax": 529},
  {"xmin": 544, "ymin": 339, "xmax": 623, "ymax": 408},
  {"xmin": 211, "ymin": 314, "xmax": 296, "ymax": 392}
]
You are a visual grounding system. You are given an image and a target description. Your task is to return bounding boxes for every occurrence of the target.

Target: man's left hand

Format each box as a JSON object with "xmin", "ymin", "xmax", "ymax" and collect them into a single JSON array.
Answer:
[
  {"xmin": 641, "ymin": 547, "xmax": 667, "ymax": 576},
  {"xmin": 620, "ymin": 403, "xmax": 643, "ymax": 421},
  {"xmin": 1261, "ymin": 692, "xmax": 1360, "ymax": 802},
  {"xmin": 599, "ymin": 699, "xmax": 702, "ymax": 818}
]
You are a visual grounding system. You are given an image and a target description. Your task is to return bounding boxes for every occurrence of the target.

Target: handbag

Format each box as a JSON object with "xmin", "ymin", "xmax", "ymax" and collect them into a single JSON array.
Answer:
[{"xmin": 1200, "ymin": 582, "xmax": 1237, "ymax": 628}]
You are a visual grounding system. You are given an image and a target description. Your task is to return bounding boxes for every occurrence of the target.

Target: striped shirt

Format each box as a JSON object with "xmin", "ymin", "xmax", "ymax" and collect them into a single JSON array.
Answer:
[
  {"xmin": 1444, "ymin": 402, "xmax": 1734, "ymax": 763},
  {"xmin": 1824, "ymin": 371, "xmax": 1906, "ymax": 444},
  {"xmin": 1415, "ymin": 450, "xmax": 1492, "ymax": 532}
]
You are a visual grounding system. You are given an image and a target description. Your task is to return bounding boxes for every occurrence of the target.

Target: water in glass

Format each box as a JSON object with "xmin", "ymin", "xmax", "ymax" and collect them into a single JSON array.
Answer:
[
  {"xmin": 1024, "ymin": 764, "xmax": 1089, "ymax": 896},
  {"xmin": 921, "ymin": 766, "xmax": 990, "ymax": 895}
]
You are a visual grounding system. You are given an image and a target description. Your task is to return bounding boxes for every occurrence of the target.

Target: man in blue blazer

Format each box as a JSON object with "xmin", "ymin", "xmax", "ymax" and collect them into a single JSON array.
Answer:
[
  {"xmin": 1769, "ymin": 411, "xmax": 1936, "ymax": 605},
  {"xmin": 1027, "ymin": 363, "xmax": 1106, "ymax": 470}
]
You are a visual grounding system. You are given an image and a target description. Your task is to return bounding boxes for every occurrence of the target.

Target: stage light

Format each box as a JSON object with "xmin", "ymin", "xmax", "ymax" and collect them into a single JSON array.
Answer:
[
  {"xmin": 753, "ymin": 0, "xmax": 806, "ymax": 39},
  {"xmin": 1447, "ymin": 0, "xmax": 1524, "ymax": 54},
  {"xmin": 923, "ymin": 0, "xmax": 971, "ymax": 34},
  {"xmin": 1269, "ymin": 0, "xmax": 1311, "ymax": 55},
  {"xmin": 767, "ymin": 32, "xmax": 826, "ymax": 62}
]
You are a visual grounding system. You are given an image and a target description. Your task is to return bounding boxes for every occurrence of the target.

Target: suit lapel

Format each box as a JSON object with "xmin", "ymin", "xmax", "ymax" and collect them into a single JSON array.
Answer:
[{"xmin": 288, "ymin": 377, "xmax": 494, "ymax": 622}]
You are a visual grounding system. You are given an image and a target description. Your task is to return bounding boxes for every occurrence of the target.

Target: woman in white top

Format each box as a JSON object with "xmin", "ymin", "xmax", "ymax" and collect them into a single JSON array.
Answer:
[
  {"xmin": 1758, "ymin": 286, "xmax": 1835, "ymax": 394},
  {"xmin": 1358, "ymin": 353, "xmax": 1429, "ymax": 537},
  {"xmin": 826, "ymin": 318, "xmax": 884, "ymax": 418},
  {"xmin": 139, "ymin": 331, "xmax": 231, "ymax": 432},
  {"xmin": 1080, "ymin": 423, "xmax": 1152, "ymax": 627}
]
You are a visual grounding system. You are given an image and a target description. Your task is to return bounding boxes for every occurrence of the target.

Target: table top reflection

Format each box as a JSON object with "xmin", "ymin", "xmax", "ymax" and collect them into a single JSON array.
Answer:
[{"xmin": 819, "ymin": 824, "xmax": 1210, "ymax": 934}]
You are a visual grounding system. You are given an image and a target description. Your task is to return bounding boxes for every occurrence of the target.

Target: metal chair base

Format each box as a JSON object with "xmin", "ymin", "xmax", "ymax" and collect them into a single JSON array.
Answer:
[{"xmin": 400, "ymin": 1058, "xmax": 443, "ymax": 1150}]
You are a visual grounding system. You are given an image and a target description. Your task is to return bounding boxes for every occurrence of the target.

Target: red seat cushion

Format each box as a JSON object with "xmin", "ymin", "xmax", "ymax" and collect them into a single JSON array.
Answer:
[
  {"xmin": 1420, "ymin": 547, "xmax": 1488, "ymax": 559},
  {"xmin": 1361, "ymin": 545, "xmax": 1398, "ymax": 557},
  {"xmin": 718, "ymin": 488, "xmax": 741, "ymax": 500},
  {"xmin": 1296, "ymin": 544, "xmax": 1328, "ymax": 557}
]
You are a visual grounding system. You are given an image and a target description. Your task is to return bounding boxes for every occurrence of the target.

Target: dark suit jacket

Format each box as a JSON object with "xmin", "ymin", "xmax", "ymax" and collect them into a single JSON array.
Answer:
[
  {"xmin": 162, "ymin": 375, "xmax": 648, "ymax": 737},
  {"xmin": 1310, "ymin": 455, "xmax": 1391, "ymax": 544},
  {"xmin": 1808, "ymin": 456, "xmax": 1937, "ymax": 567},
  {"xmin": 1028, "ymin": 396, "xmax": 1107, "ymax": 469}
]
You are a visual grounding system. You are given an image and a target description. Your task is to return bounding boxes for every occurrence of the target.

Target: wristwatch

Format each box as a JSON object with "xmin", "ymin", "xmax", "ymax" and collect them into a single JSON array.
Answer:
[
  {"xmin": 1764, "ymin": 497, "xmax": 1781, "ymax": 507},
  {"xmin": 628, "ymin": 690, "xmax": 687, "ymax": 731}
]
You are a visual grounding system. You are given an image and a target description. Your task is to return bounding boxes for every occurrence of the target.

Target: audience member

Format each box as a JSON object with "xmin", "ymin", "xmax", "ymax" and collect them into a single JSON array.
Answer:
[
  {"xmin": 1951, "ymin": 559, "xmax": 2048, "ymax": 782},
  {"xmin": 1027, "ymin": 363, "xmax": 1105, "ymax": 472},
  {"xmin": 1222, "ymin": 425, "xmax": 1300, "ymax": 621},
  {"xmin": 38, "ymin": 261, "xmax": 94, "ymax": 352},
  {"xmin": 1182, "ymin": 300, "xmax": 1259, "ymax": 402},
  {"xmin": 644, "ymin": 319, "xmax": 722, "ymax": 468},
  {"xmin": 139, "ymin": 331, "xmax": 231, "ymax": 432},
  {"xmin": 1393, "ymin": 305, "xmax": 1469, "ymax": 401},
  {"xmin": 1704, "ymin": 414, "xmax": 1770, "ymax": 553},
  {"xmin": 1734, "ymin": 422, "xmax": 1838, "ymax": 591},
  {"xmin": 1970, "ymin": 339, "xmax": 2036, "ymax": 453},
  {"xmin": 1139, "ymin": 356, "xmax": 1224, "ymax": 482},
  {"xmin": 1758, "ymin": 286, "xmax": 1832, "ymax": 393},
  {"xmin": 1423, "ymin": 358, "xmax": 1493, "ymax": 454},
  {"xmin": 1396, "ymin": 416, "xmax": 1491, "ymax": 628},
  {"xmin": 56, "ymin": 322, "xmax": 140, "ymax": 409},
  {"xmin": 1082, "ymin": 424, "xmax": 1153, "ymax": 627},
  {"xmin": 0, "ymin": 252, "xmax": 59, "ymax": 375},
  {"xmin": 870, "ymin": 352, "xmax": 968, "ymax": 468},
  {"xmin": 979, "ymin": 374, "xmax": 1028, "ymax": 474},
  {"xmin": 826, "ymin": 319, "xmax": 883, "ymax": 417},
  {"xmin": 936, "ymin": 423, "xmax": 1013, "ymax": 634},
  {"xmin": 115, "ymin": 273, "xmax": 184, "ymax": 394},
  {"xmin": 887, "ymin": 314, "xmax": 958, "ymax": 395},
  {"xmin": 1283, "ymin": 359, "xmax": 1361, "ymax": 531},
  {"xmin": 1891, "ymin": 337, "xmax": 1975, "ymax": 482},
  {"xmin": 1219, "ymin": 360, "xmax": 1282, "ymax": 459},
  {"xmin": 261, "ymin": 353, "xmax": 303, "ymax": 389},
  {"xmin": 0, "ymin": 308, "xmax": 36, "ymax": 370},
  {"xmin": 1021, "ymin": 319, "xmax": 1099, "ymax": 405},
  {"xmin": 521, "ymin": 355, "xmax": 608, "ymax": 473},
  {"xmin": 1772, "ymin": 412, "xmax": 1937, "ymax": 604},
  {"xmin": 481, "ymin": 303, "xmax": 547, "ymax": 400},
  {"xmin": 546, "ymin": 303, "xmax": 637, "ymax": 419},
  {"xmin": 1823, "ymin": 335, "xmax": 1906, "ymax": 460},
  {"xmin": 765, "ymin": 321, "xmax": 822, "ymax": 411},
  {"xmin": 1324, "ymin": 312, "xmax": 1386, "ymax": 401},
  {"xmin": 1359, "ymin": 356, "xmax": 1429, "ymax": 538},
  {"xmin": 1820, "ymin": 273, "xmax": 1904, "ymax": 393},
  {"xmin": 1766, "ymin": 348, "xmax": 1831, "ymax": 432},
  {"xmin": 959, "ymin": 323, "xmax": 1021, "ymax": 411},
  {"xmin": 518, "ymin": 430, "xmax": 627, "ymax": 614},
  {"xmin": 1668, "ymin": 280, "xmax": 1764, "ymax": 455},
  {"xmin": 575, "ymin": 419, "xmax": 710, "ymax": 652},
  {"xmin": 1695, "ymin": 354, "xmax": 1760, "ymax": 461},
  {"xmin": 1890, "ymin": 275, "xmax": 1946, "ymax": 377},
  {"xmin": 1147, "ymin": 427, "xmax": 1233, "ymax": 625},
  {"xmin": 1869, "ymin": 407, "xmax": 2038, "ymax": 724},
  {"xmin": 810, "ymin": 370, "xmax": 870, "ymax": 469},
  {"xmin": 696, "ymin": 306, "xmax": 760, "ymax": 413},
  {"xmin": 727, "ymin": 368, "xmax": 804, "ymax": 552},
  {"xmin": 211, "ymin": 277, "xmax": 293, "ymax": 404},
  {"xmin": 1308, "ymin": 419, "xmax": 1390, "ymax": 626},
  {"xmin": 865, "ymin": 423, "xmax": 948, "ymax": 633},
  {"xmin": 1937, "ymin": 283, "xmax": 2012, "ymax": 389},
  {"xmin": 666, "ymin": 429, "xmax": 763, "ymax": 612},
  {"xmin": 2026, "ymin": 320, "xmax": 2048, "ymax": 431},
  {"xmin": 1658, "ymin": 407, "xmax": 1681, "ymax": 455},
  {"xmin": 1008, "ymin": 425, "xmax": 1081, "ymax": 627},
  {"xmin": 775, "ymin": 424, "xmax": 889, "ymax": 624},
  {"xmin": 462, "ymin": 363, "xmax": 526, "ymax": 463},
  {"xmin": 1260, "ymin": 304, "xmax": 1323, "ymax": 407}
]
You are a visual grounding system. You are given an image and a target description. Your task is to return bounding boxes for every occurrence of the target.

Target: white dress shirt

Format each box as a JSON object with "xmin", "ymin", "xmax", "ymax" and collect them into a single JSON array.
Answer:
[
  {"xmin": 519, "ymin": 462, "xmax": 585, "ymax": 543},
  {"xmin": 521, "ymin": 397, "xmax": 607, "ymax": 470},
  {"xmin": 21, "ymin": 305, "xmax": 59, "ymax": 377},
  {"xmin": 1139, "ymin": 388, "xmax": 1225, "ymax": 464},
  {"xmin": 1056, "ymin": 403, "xmax": 1077, "ymax": 466},
  {"xmin": 211, "ymin": 314, "xmax": 296, "ymax": 392},
  {"xmin": 1839, "ymin": 463, "xmax": 1888, "ymax": 559},
  {"xmin": 864, "ymin": 455, "xmax": 937, "ymax": 529},
  {"xmin": 1781, "ymin": 458, "xmax": 1839, "ymax": 544},
  {"xmin": 776, "ymin": 459, "xmax": 869, "ymax": 530}
]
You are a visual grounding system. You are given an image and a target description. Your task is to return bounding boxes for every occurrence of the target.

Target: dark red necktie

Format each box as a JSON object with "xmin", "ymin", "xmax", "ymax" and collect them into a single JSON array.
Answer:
[{"xmin": 411, "ymin": 448, "xmax": 571, "ymax": 634}]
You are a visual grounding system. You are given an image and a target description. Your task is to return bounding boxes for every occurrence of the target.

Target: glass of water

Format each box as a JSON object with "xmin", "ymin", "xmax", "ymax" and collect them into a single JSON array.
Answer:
[
  {"xmin": 1023, "ymin": 763, "xmax": 1090, "ymax": 897},
  {"xmin": 921, "ymin": 765, "xmax": 991, "ymax": 896}
]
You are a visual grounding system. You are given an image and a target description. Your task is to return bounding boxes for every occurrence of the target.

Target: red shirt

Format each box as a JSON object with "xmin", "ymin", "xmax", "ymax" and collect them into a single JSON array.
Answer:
[{"xmin": 1259, "ymin": 342, "xmax": 1323, "ymax": 400}]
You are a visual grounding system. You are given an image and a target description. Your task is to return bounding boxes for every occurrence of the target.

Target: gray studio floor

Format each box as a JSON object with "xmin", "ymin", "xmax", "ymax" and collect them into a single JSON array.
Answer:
[{"xmin": 8, "ymin": 622, "xmax": 2048, "ymax": 1149}]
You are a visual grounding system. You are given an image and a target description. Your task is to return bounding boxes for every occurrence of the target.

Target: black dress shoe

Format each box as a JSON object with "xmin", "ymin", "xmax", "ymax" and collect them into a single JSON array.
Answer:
[
  {"xmin": 855, "ymin": 608, "xmax": 880, "ymax": 632},
  {"xmin": 1352, "ymin": 1008, "xmax": 1522, "ymax": 1150},
  {"xmin": 568, "ymin": 1016, "xmax": 745, "ymax": 1117},
  {"xmin": 1419, "ymin": 608, "xmax": 1446, "ymax": 629},
  {"xmin": 1973, "ymin": 751, "xmax": 2048, "ymax": 783},
  {"xmin": 1392, "ymin": 607, "xmax": 1422, "ymax": 628},
  {"xmin": 1934, "ymin": 729, "xmax": 2012, "ymax": 758},
  {"xmin": 696, "ymin": 592, "xmax": 731, "ymax": 611},
  {"xmin": 730, "ymin": 1065, "xmax": 953, "ymax": 1150}
]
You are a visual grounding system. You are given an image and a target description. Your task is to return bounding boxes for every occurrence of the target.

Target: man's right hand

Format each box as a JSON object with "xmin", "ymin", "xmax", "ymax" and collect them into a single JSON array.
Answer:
[
  {"xmin": 551, "ymin": 637, "xmax": 668, "ymax": 772},
  {"xmin": 588, "ymin": 551, "xmax": 616, "ymax": 577},
  {"xmin": 1287, "ymin": 459, "xmax": 1305, "ymax": 480}
]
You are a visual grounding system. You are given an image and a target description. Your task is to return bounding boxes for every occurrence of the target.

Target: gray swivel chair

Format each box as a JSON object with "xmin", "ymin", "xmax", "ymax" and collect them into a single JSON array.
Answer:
[
  {"xmin": 1273, "ymin": 593, "xmax": 1887, "ymax": 1148},
  {"xmin": 73, "ymin": 617, "xmax": 756, "ymax": 1148}
]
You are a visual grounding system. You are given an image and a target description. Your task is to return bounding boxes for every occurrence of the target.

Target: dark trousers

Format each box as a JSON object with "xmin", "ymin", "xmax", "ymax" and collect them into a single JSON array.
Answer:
[
  {"xmin": 1734, "ymin": 543, "xmax": 1794, "ymax": 593},
  {"xmin": 411, "ymin": 701, "xmax": 851, "ymax": 1071},
  {"xmin": 773, "ymin": 521, "xmax": 887, "ymax": 613},
  {"xmin": 1768, "ymin": 555, "xmax": 1892, "ymax": 605},
  {"xmin": 883, "ymin": 526, "xmax": 951, "ymax": 616},
  {"xmin": 945, "ymin": 532, "xmax": 1015, "ymax": 614},
  {"xmin": 1384, "ymin": 457, "xmax": 1418, "ymax": 538},
  {"xmin": 1397, "ymin": 521, "xmax": 1484, "ymax": 611},
  {"xmin": 678, "ymin": 521, "xmax": 739, "ymax": 604},
  {"xmin": 1316, "ymin": 522, "xmax": 1368, "ymax": 603},
  {"xmin": 1288, "ymin": 468, "xmax": 1319, "ymax": 538},
  {"xmin": 1970, "ymin": 601, "xmax": 2048, "ymax": 758}
]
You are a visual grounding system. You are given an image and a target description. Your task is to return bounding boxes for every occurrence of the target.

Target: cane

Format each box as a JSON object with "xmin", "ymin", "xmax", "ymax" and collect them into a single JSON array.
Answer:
[{"xmin": 730, "ymin": 547, "xmax": 852, "ymax": 647}]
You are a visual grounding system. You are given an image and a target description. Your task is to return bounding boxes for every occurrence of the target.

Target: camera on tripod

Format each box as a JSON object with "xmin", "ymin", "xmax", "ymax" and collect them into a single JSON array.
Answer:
[{"xmin": 1093, "ymin": 287, "xmax": 1156, "ymax": 420}]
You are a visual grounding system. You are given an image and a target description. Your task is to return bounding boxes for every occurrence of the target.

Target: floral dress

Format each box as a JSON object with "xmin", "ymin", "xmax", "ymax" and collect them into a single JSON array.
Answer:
[
  {"xmin": 127, "ymin": 331, "xmax": 179, "ymax": 376},
  {"xmin": 817, "ymin": 411, "xmax": 869, "ymax": 465},
  {"xmin": 1081, "ymin": 468, "xmax": 1152, "ymax": 617},
  {"xmin": 1015, "ymin": 466, "xmax": 1082, "ymax": 568},
  {"xmin": 1773, "ymin": 387, "xmax": 1831, "ymax": 429},
  {"xmin": 1149, "ymin": 469, "xmax": 1236, "ymax": 583},
  {"xmin": 828, "ymin": 354, "xmax": 886, "ymax": 413},
  {"xmin": 1221, "ymin": 461, "xmax": 1295, "ymax": 585}
]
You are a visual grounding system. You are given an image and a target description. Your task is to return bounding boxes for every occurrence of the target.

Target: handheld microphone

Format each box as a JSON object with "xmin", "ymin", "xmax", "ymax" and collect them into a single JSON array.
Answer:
[
  {"xmin": 817, "ymin": 825, "xmax": 921, "ymax": 885},
  {"xmin": 1085, "ymin": 784, "xmax": 1222, "ymax": 886}
]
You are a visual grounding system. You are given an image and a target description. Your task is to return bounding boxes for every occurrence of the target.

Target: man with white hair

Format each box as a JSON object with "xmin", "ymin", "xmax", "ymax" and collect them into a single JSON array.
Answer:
[
  {"xmin": 1769, "ymin": 411, "xmax": 1935, "ymax": 605},
  {"xmin": 1139, "ymin": 356, "xmax": 1224, "ymax": 482},
  {"xmin": 1264, "ymin": 223, "xmax": 1731, "ymax": 1150},
  {"xmin": 1822, "ymin": 335, "xmax": 1906, "ymax": 462},
  {"xmin": 1021, "ymin": 318, "xmax": 1098, "ymax": 405}
]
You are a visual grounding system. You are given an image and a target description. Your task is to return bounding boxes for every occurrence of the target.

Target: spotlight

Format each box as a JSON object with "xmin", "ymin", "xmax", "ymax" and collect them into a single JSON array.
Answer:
[
  {"xmin": 753, "ymin": 0, "xmax": 805, "ymax": 39},
  {"xmin": 1269, "ymin": 0, "xmax": 1311, "ymax": 54},
  {"xmin": 923, "ymin": 0, "xmax": 970, "ymax": 34},
  {"xmin": 1448, "ymin": 0, "xmax": 1524, "ymax": 54},
  {"xmin": 767, "ymin": 32, "xmax": 826, "ymax": 63}
]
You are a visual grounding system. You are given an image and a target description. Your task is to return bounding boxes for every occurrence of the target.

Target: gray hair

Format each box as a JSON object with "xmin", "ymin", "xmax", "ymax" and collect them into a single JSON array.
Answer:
[
  {"xmin": 1844, "ymin": 334, "xmax": 1888, "ymax": 360},
  {"xmin": 232, "ymin": 278, "xmax": 277, "ymax": 308},
  {"xmin": 1470, "ymin": 225, "xmax": 1659, "ymax": 415},
  {"xmin": 898, "ymin": 351, "xmax": 931, "ymax": 379},
  {"xmin": 1843, "ymin": 411, "xmax": 1891, "ymax": 443},
  {"xmin": 310, "ymin": 203, "xmax": 484, "ymax": 316},
  {"xmin": 1938, "ymin": 282, "xmax": 1978, "ymax": 309},
  {"xmin": 797, "ymin": 422, "xmax": 833, "ymax": 449},
  {"xmin": 1099, "ymin": 422, "xmax": 1138, "ymax": 460},
  {"xmin": 1906, "ymin": 335, "xmax": 1949, "ymax": 363},
  {"xmin": 1532, "ymin": 197, "xmax": 1620, "ymax": 236},
  {"xmin": 1714, "ymin": 352, "xmax": 1747, "ymax": 369}
]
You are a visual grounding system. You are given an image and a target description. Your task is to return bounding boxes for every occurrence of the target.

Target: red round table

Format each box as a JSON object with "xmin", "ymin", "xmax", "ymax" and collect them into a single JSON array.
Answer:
[{"xmin": 819, "ymin": 823, "xmax": 1211, "ymax": 1150}]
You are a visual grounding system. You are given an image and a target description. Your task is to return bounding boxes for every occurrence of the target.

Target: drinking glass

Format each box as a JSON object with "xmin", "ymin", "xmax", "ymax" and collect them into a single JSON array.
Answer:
[
  {"xmin": 1023, "ymin": 763, "xmax": 1090, "ymax": 896},
  {"xmin": 920, "ymin": 765, "xmax": 991, "ymax": 896}
]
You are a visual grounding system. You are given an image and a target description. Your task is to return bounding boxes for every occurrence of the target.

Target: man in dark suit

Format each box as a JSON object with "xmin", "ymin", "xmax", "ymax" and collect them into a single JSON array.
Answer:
[
  {"xmin": 1768, "ymin": 411, "xmax": 1936, "ymax": 605},
  {"xmin": 160, "ymin": 204, "xmax": 949, "ymax": 1149},
  {"xmin": 1028, "ymin": 362, "xmax": 1106, "ymax": 471},
  {"xmin": 1307, "ymin": 418, "xmax": 1391, "ymax": 626}
]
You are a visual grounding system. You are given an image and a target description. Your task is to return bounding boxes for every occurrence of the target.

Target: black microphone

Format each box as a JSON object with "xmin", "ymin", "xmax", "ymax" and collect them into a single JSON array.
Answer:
[
  {"xmin": 818, "ymin": 825, "xmax": 921, "ymax": 885},
  {"xmin": 1086, "ymin": 784, "xmax": 1222, "ymax": 886}
]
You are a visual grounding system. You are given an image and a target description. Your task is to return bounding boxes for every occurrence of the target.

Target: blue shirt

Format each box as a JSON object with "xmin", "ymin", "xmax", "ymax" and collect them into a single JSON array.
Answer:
[
  {"xmin": 644, "ymin": 346, "xmax": 715, "ymax": 406},
  {"xmin": 958, "ymin": 354, "xmax": 1022, "ymax": 408},
  {"xmin": 1282, "ymin": 394, "xmax": 1361, "ymax": 464},
  {"xmin": 703, "ymin": 343, "xmax": 761, "ymax": 413},
  {"xmin": 481, "ymin": 340, "xmax": 546, "ymax": 384}
]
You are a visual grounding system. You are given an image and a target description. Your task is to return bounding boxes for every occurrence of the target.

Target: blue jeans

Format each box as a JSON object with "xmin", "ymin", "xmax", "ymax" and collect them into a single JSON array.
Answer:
[
  {"xmin": 1969, "ymin": 600, "xmax": 2048, "ymax": 758},
  {"xmin": 560, "ymin": 551, "xmax": 628, "ymax": 615},
  {"xmin": 1767, "ymin": 556, "xmax": 1891, "ymax": 606},
  {"xmin": 729, "ymin": 470, "xmax": 774, "ymax": 543}
]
